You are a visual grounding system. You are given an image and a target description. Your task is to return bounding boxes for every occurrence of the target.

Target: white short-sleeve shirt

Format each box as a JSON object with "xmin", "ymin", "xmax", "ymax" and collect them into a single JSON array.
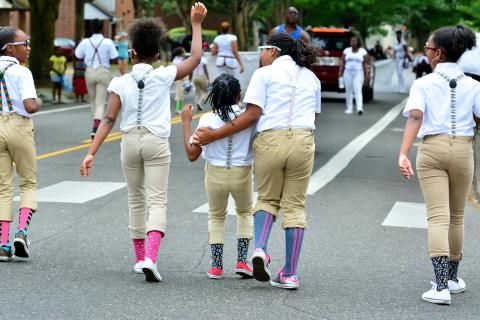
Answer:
[
  {"xmin": 108, "ymin": 63, "xmax": 177, "ymax": 137},
  {"xmin": 343, "ymin": 47, "xmax": 367, "ymax": 72},
  {"xmin": 403, "ymin": 62, "xmax": 480, "ymax": 138},
  {"xmin": 192, "ymin": 105, "xmax": 254, "ymax": 167},
  {"xmin": 75, "ymin": 34, "xmax": 119, "ymax": 69},
  {"xmin": 395, "ymin": 41, "xmax": 407, "ymax": 60},
  {"xmin": 214, "ymin": 34, "xmax": 237, "ymax": 58},
  {"xmin": 243, "ymin": 55, "xmax": 321, "ymax": 132},
  {"xmin": 0, "ymin": 56, "xmax": 37, "ymax": 117}
]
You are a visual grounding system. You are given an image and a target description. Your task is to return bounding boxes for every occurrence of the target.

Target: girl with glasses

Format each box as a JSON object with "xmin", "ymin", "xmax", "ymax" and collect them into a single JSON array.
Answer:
[{"xmin": 0, "ymin": 27, "xmax": 43, "ymax": 262}]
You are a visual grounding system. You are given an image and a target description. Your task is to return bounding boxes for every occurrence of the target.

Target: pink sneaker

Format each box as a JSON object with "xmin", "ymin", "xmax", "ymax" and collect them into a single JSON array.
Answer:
[
  {"xmin": 207, "ymin": 267, "xmax": 223, "ymax": 279},
  {"xmin": 270, "ymin": 269, "xmax": 299, "ymax": 290},
  {"xmin": 235, "ymin": 261, "xmax": 253, "ymax": 278},
  {"xmin": 252, "ymin": 248, "xmax": 271, "ymax": 282}
]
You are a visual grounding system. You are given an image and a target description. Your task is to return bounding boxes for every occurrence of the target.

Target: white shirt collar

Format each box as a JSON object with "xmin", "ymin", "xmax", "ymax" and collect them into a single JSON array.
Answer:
[
  {"xmin": 435, "ymin": 62, "xmax": 461, "ymax": 72},
  {"xmin": 0, "ymin": 56, "xmax": 19, "ymax": 64},
  {"xmin": 131, "ymin": 63, "xmax": 154, "ymax": 72},
  {"xmin": 272, "ymin": 55, "xmax": 294, "ymax": 65}
]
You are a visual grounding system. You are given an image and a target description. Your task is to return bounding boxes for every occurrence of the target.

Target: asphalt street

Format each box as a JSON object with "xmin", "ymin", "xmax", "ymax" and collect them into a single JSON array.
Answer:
[{"xmin": 1, "ymin": 74, "xmax": 480, "ymax": 319}]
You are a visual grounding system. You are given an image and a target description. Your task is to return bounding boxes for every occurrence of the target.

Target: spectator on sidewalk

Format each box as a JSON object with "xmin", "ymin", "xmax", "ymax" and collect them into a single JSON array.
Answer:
[
  {"xmin": 75, "ymin": 19, "xmax": 118, "ymax": 139},
  {"xmin": 0, "ymin": 26, "xmax": 43, "ymax": 262},
  {"xmin": 269, "ymin": 7, "xmax": 310, "ymax": 43},
  {"xmin": 73, "ymin": 56, "xmax": 87, "ymax": 102},
  {"xmin": 49, "ymin": 46, "xmax": 67, "ymax": 104}
]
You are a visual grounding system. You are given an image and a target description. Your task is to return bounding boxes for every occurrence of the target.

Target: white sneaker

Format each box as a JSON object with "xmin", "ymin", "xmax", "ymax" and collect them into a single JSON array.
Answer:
[
  {"xmin": 133, "ymin": 261, "xmax": 144, "ymax": 274},
  {"xmin": 344, "ymin": 109, "xmax": 353, "ymax": 114},
  {"xmin": 448, "ymin": 278, "xmax": 466, "ymax": 294},
  {"xmin": 142, "ymin": 258, "xmax": 162, "ymax": 282},
  {"xmin": 422, "ymin": 283, "xmax": 451, "ymax": 305}
]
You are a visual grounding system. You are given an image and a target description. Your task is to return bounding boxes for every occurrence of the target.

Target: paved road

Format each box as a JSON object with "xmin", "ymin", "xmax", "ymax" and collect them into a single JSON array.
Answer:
[{"xmin": 2, "ymin": 86, "xmax": 480, "ymax": 319}]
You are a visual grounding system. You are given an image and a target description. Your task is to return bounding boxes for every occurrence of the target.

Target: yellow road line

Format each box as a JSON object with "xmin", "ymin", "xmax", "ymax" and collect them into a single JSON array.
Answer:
[{"xmin": 37, "ymin": 113, "xmax": 206, "ymax": 161}]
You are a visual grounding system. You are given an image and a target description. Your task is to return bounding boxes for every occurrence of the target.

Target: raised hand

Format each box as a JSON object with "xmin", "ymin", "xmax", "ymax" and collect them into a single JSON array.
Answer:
[{"xmin": 191, "ymin": 2, "xmax": 207, "ymax": 25}]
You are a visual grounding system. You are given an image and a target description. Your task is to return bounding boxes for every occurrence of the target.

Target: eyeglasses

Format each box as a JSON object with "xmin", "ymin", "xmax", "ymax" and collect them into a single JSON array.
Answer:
[
  {"xmin": 1, "ymin": 39, "xmax": 30, "ymax": 51},
  {"xmin": 424, "ymin": 45, "xmax": 437, "ymax": 54},
  {"xmin": 257, "ymin": 45, "xmax": 282, "ymax": 54}
]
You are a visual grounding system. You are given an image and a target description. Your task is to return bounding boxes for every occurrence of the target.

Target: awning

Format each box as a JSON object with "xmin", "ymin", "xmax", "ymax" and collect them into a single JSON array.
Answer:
[{"xmin": 84, "ymin": 2, "xmax": 113, "ymax": 20}]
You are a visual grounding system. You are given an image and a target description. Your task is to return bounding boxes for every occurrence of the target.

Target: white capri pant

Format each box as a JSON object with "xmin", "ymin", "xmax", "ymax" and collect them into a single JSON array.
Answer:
[
  {"xmin": 344, "ymin": 70, "xmax": 364, "ymax": 112},
  {"xmin": 396, "ymin": 59, "xmax": 406, "ymax": 93}
]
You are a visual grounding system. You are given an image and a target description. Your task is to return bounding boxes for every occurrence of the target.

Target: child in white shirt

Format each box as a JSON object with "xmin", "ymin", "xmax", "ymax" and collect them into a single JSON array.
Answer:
[{"xmin": 181, "ymin": 73, "xmax": 254, "ymax": 279}]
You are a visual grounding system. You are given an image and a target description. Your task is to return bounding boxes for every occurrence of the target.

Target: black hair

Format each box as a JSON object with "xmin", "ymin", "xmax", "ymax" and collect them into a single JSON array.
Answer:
[
  {"xmin": 171, "ymin": 46, "xmax": 185, "ymax": 60},
  {"xmin": 265, "ymin": 33, "xmax": 319, "ymax": 69},
  {"xmin": 128, "ymin": 18, "xmax": 163, "ymax": 60},
  {"xmin": 205, "ymin": 73, "xmax": 241, "ymax": 123},
  {"xmin": 431, "ymin": 25, "xmax": 476, "ymax": 62},
  {"xmin": 0, "ymin": 26, "xmax": 18, "ymax": 55},
  {"xmin": 90, "ymin": 19, "xmax": 103, "ymax": 34}
]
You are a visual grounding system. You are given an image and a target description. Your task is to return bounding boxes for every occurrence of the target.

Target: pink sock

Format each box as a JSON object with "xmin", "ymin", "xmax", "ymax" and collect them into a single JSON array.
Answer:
[
  {"xmin": 132, "ymin": 239, "xmax": 145, "ymax": 263},
  {"xmin": 146, "ymin": 231, "xmax": 163, "ymax": 263},
  {"xmin": 18, "ymin": 208, "xmax": 33, "ymax": 231},
  {"xmin": 1, "ymin": 221, "xmax": 10, "ymax": 246}
]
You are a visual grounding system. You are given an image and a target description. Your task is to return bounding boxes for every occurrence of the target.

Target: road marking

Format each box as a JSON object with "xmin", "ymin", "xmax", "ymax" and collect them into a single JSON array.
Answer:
[
  {"xmin": 306, "ymin": 98, "xmax": 407, "ymax": 195},
  {"xmin": 193, "ymin": 192, "xmax": 258, "ymax": 216},
  {"xmin": 13, "ymin": 181, "xmax": 126, "ymax": 204},
  {"xmin": 35, "ymin": 103, "xmax": 89, "ymax": 116},
  {"xmin": 36, "ymin": 113, "xmax": 206, "ymax": 160},
  {"xmin": 382, "ymin": 201, "xmax": 427, "ymax": 229}
]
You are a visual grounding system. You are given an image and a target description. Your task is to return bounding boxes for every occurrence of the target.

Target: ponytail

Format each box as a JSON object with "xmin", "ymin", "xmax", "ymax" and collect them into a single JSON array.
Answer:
[
  {"xmin": 266, "ymin": 33, "xmax": 319, "ymax": 69},
  {"xmin": 431, "ymin": 25, "xmax": 476, "ymax": 62}
]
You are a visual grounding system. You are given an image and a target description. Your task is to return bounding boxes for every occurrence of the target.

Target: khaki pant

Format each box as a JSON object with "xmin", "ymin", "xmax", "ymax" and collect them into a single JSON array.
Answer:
[
  {"xmin": 193, "ymin": 75, "xmax": 209, "ymax": 107},
  {"xmin": 416, "ymin": 135, "xmax": 474, "ymax": 261},
  {"xmin": 253, "ymin": 129, "xmax": 315, "ymax": 229},
  {"xmin": 121, "ymin": 128, "xmax": 171, "ymax": 239},
  {"xmin": 205, "ymin": 162, "xmax": 253, "ymax": 244},
  {"xmin": 85, "ymin": 67, "xmax": 111, "ymax": 120},
  {"xmin": 0, "ymin": 114, "xmax": 37, "ymax": 221}
]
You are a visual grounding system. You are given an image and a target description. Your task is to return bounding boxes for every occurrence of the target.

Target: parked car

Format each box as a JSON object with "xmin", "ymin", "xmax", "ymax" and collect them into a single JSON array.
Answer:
[
  {"xmin": 54, "ymin": 37, "xmax": 76, "ymax": 61},
  {"xmin": 308, "ymin": 27, "xmax": 375, "ymax": 102}
]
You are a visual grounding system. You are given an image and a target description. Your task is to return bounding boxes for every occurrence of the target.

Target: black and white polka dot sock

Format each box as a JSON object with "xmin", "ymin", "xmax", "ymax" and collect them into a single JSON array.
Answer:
[
  {"xmin": 210, "ymin": 244, "xmax": 223, "ymax": 269},
  {"xmin": 448, "ymin": 260, "xmax": 459, "ymax": 283},
  {"xmin": 431, "ymin": 256, "xmax": 449, "ymax": 291},
  {"xmin": 237, "ymin": 238, "xmax": 249, "ymax": 263}
]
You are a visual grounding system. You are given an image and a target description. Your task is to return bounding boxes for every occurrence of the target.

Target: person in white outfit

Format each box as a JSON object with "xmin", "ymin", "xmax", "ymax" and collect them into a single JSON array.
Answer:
[
  {"xmin": 339, "ymin": 36, "xmax": 368, "ymax": 115},
  {"xmin": 211, "ymin": 21, "xmax": 244, "ymax": 78},
  {"xmin": 394, "ymin": 30, "xmax": 409, "ymax": 93}
]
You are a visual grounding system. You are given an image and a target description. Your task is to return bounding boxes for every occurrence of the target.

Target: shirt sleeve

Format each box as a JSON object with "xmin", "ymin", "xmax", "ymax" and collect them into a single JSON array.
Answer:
[
  {"xmin": 18, "ymin": 67, "xmax": 37, "ymax": 100},
  {"xmin": 315, "ymin": 78, "xmax": 322, "ymax": 113},
  {"xmin": 473, "ymin": 85, "xmax": 480, "ymax": 117},
  {"xmin": 107, "ymin": 77, "xmax": 121, "ymax": 95},
  {"xmin": 162, "ymin": 65, "xmax": 177, "ymax": 86},
  {"xmin": 75, "ymin": 40, "xmax": 86, "ymax": 59},
  {"xmin": 403, "ymin": 80, "xmax": 426, "ymax": 117},
  {"xmin": 243, "ymin": 69, "xmax": 267, "ymax": 109}
]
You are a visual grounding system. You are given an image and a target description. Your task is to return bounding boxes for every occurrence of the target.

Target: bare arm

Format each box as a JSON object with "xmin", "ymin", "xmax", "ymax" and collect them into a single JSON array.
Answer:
[
  {"xmin": 175, "ymin": 3, "xmax": 207, "ymax": 81},
  {"xmin": 211, "ymin": 43, "xmax": 218, "ymax": 56},
  {"xmin": 338, "ymin": 53, "xmax": 345, "ymax": 77},
  {"xmin": 269, "ymin": 27, "xmax": 279, "ymax": 36},
  {"xmin": 181, "ymin": 104, "xmax": 202, "ymax": 161},
  {"xmin": 231, "ymin": 40, "xmax": 244, "ymax": 73},
  {"xmin": 363, "ymin": 55, "xmax": 369, "ymax": 83},
  {"xmin": 80, "ymin": 92, "xmax": 121, "ymax": 176},
  {"xmin": 192, "ymin": 104, "xmax": 262, "ymax": 145},
  {"xmin": 398, "ymin": 109, "xmax": 423, "ymax": 179},
  {"xmin": 301, "ymin": 30, "xmax": 310, "ymax": 43},
  {"xmin": 23, "ymin": 98, "xmax": 43, "ymax": 114}
]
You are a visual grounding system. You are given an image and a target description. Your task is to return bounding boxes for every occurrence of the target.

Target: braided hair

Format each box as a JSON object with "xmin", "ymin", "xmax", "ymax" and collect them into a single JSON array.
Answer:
[
  {"xmin": 205, "ymin": 73, "xmax": 241, "ymax": 123},
  {"xmin": 266, "ymin": 33, "xmax": 319, "ymax": 69}
]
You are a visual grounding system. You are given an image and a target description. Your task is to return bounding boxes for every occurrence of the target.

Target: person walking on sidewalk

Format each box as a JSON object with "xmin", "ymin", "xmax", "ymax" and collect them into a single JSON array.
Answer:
[
  {"xmin": 75, "ymin": 19, "xmax": 118, "ymax": 139},
  {"xmin": 338, "ymin": 35, "xmax": 368, "ymax": 115},
  {"xmin": 0, "ymin": 27, "xmax": 43, "ymax": 262},
  {"xmin": 80, "ymin": 3, "xmax": 208, "ymax": 282},
  {"xmin": 193, "ymin": 33, "xmax": 321, "ymax": 290},
  {"xmin": 399, "ymin": 25, "xmax": 479, "ymax": 305},
  {"xmin": 181, "ymin": 74, "xmax": 255, "ymax": 280}
]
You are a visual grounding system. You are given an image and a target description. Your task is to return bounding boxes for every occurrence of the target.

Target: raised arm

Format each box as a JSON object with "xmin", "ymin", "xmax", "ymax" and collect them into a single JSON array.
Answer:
[
  {"xmin": 231, "ymin": 40, "xmax": 244, "ymax": 73},
  {"xmin": 175, "ymin": 2, "xmax": 207, "ymax": 81},
  {"xmin": 192, "ymin": 104, "xmax": 262, "ymax": 145}
]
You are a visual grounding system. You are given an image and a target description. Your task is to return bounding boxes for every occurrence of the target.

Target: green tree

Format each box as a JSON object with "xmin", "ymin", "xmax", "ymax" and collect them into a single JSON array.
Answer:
[
  {"xmin": 75, "ymin": 0, "xmax": 91, "ymax": 40},
  {"xmin": 29, "ymin": 0, "xmax": 61, "ymax": 83}
]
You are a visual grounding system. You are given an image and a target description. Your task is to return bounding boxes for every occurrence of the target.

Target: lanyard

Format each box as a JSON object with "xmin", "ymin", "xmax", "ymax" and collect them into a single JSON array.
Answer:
[
  {"xmin": 434, "ymin": 70, "xmax": 465, "ymax": 142},
  {"xmin": 129, "ymin": 69, "xmax": 152, "ymax": 127},
  {"xmin": 0, "ymin": 63, "xmax": 16, "ymax": 113}
]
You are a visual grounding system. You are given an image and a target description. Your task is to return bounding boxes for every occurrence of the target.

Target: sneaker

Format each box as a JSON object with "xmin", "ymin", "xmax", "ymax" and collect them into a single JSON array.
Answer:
[
  {"xmin": 422, "ymin": 283, "xmax": 451, "ymax": 305},
  {"xmin": 142, "ymin": 258, "xmax": 162, "ymax": 282},
  {"xmin": 252, "ymin": 248, "xmax": 271, "ymax": 282},
  {"xmin": 270, "ymin": 269, "xmax": 300, "ymax": 290},
  {"xmin": 358, "ymin": 110, "xmax": 363, "ymax": 116},
  {"xmin": 207, "ymin": 267, "xmax": 223, "ymax": 279},
  {"xmin": 235, "ymin": 261, "xmax": 253, "ymax": 278},
  {"xmin": 344, "ymin": 109, "xmax": 353, "ymax": 115},
  {"xmin": 133, "ymin": 261, "xmax": 144, "ymax": 274},
  {"xmin": 13, "ymin": 230, "xmax": 30, "ymax": 258},
  {"xmin": 448, "ymin": 278, "xmax": 466, "ymax": 294},
  {"xmin": 0, "ymin": 245, "xmax": 12, "ymax": 262}
]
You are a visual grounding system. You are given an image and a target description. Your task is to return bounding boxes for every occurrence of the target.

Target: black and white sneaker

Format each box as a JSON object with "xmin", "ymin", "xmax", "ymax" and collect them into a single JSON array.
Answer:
[
  {"xmin": 13, "ymin": 230, "xmax": 30, "ymax": 258},
  {"xmin": 252, "ymin": 248, "xmax": 271, "ymax": 282}
]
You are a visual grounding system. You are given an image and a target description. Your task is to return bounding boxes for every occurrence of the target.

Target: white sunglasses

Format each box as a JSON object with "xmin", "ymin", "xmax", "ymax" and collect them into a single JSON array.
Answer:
[
  {"xmin": 1, "ymin": 39, "xmax": 30, "ymax": 51},
  {"xmin": 257, "ymin": 45, "xmax": 282, "ymax": 54}
]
